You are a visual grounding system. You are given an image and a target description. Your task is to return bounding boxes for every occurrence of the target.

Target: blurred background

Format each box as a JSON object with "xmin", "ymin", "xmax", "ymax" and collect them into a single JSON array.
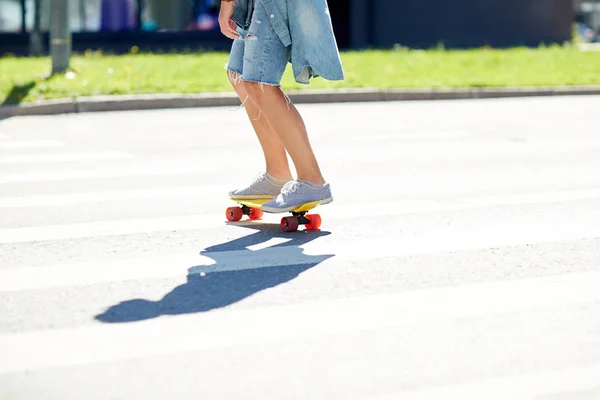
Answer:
[{"xmin": 0, "ymin": 0, "xmax": 599, "ymax": 55}]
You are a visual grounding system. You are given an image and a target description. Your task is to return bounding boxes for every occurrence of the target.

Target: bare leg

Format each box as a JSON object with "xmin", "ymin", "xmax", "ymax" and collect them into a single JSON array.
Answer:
[
  {"xmin": 243, "ymin": 81, "xmax": 326, "ymax": 185},
  {"xmin": 227, "ymin": 71, "xmax": 292, "ymax": 180}
]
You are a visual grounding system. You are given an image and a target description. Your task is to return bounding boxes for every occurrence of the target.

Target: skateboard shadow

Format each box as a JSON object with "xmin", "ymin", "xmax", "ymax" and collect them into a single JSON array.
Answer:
[{"xmin": 95, "ymin": 223, "xmax": 333, "ymax": 323}]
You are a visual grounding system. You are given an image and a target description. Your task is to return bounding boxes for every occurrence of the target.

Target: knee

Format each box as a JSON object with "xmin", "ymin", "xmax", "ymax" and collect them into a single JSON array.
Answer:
[
  {"xmin": 243, "ymin": 81, "xmax": 274, "ymax": 108},
  {"xmin": 243, "ymin": 81, "xmax": 263, "ymax": 99}
]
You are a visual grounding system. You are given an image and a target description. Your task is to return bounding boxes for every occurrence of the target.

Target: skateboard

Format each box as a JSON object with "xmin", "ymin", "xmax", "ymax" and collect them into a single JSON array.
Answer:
[{"xmin": 226, "ymin": 198, "xmax": 322, "ymax": 232}]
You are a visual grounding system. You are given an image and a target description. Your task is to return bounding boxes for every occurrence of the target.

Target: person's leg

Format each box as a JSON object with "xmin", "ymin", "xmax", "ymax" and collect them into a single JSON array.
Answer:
[
  {"xmin": 240, "ymin": 82, "xmax": 333, "ymax": 213},
  {"xmin": 224, "ymin": 27, "xmax": 292, "ymax": 200},
  {"xmin": 243, "ymin": 82, "xmax": 326, "ymax": 185},
  {"xmin": 227, "ymin": 4, "xmax": 332, "ymax": 211},
  {"xmin": 227, "ymin": 71, "xmax": 292, "ymax": 181}
]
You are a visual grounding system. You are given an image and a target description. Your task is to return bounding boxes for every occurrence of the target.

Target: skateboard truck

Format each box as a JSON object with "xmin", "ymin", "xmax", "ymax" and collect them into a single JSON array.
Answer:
[
  {"xmin": 240, "ymin": 204, "xmax": 263, "ymax": 220},
  {"xmin": 293, "ymin": 211, "xmax": 311, "ymax": 226}
]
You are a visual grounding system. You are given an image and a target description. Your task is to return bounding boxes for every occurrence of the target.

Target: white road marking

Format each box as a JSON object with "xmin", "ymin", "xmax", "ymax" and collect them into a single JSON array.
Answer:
[
  {"xmin": 0, "ymin": 213, "xmax": 219, "ymax": 244},
  {"xmin": 0, "ymin": 140, "xmax": 64, "ymax": 150},
  {"xmin": 0, "ymin": 270, "xmax": 599, "ymax": 373},
  {"xmin": 460, "ymin": 188, "xmax": 600, "ymax": 207},
  {"xmin": 0, "ymin": 215, "xmax": 599, "ymax": 291},
  {"xmin": 1, "ymin": 188, "xmax": 599, "ymax": 244},
  {"xmin": 375, "ymin": 363, "xmax": 600, "ymax": 400},
  {"xmin": 1, "ymin": 184, "xmax": 598, "ymax": 210},
  {"xmin": 0, "ymin": 164, "xmax": 215, "ymax": 184},
  {"xmin": 0, "ymin": 247, "xmax": 332, "ymax": 292},
  {"xmin": 0, "ymin": 185, "xmax": 228, "ymax": 208},
  {"xmin": 0, "ymin": 151, "xmax": 133, "ymax": 164}
]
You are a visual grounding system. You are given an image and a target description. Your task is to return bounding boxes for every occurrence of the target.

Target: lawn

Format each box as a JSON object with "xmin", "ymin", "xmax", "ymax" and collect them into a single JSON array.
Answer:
[{"xmin": 1, "ymin": 44, "xmax": 600, "ymax": 105}]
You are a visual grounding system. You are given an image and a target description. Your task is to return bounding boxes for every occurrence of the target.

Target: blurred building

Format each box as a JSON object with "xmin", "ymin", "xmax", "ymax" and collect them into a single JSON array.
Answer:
[
  {"xmin": 0, "ymin": 0, "xmax": 222, "ymax": 32},
  {"xmin": 348, "ymin": 0, "xmax": 576, "ymax": 49},
  {"xmin": 0, "ymin": 0, "xmax": 586, "ymax": 55},
  {"xmin": 576, "ymin": 0, "xmax": 600, "ymax": 33}
]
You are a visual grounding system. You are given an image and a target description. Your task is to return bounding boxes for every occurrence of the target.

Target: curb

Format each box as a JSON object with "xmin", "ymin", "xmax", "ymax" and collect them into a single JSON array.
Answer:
[{"xmin": 2, "ymin": 86, "xmax": 600, "ymax": 117}]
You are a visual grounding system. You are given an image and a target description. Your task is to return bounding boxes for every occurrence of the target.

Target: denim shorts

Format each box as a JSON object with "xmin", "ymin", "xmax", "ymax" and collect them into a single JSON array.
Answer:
[{"xmin": 226, "ymin": 1, "xmax": 291, "ymax": 86}]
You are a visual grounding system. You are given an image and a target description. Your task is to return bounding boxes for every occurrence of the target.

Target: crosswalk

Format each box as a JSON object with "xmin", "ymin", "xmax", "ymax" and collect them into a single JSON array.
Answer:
[
  {"xmin": 1, "ymin": 99, "xmax": 600, "ymax": 399},
  {"xmin": 4, "ymin": 269, "xmax": 600, "ymax": 372}
]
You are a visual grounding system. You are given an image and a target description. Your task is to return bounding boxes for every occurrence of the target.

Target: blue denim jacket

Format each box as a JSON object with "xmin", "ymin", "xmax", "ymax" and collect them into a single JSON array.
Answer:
[{"xmin": 232, "ymin": 0, "xmax": 344, "ymax": 84}]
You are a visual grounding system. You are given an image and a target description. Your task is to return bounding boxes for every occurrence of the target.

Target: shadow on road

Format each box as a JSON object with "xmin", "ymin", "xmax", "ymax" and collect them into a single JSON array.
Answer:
[{"xmin": 95, "ymin": 223, "xmax": 333, "ymax": 323}]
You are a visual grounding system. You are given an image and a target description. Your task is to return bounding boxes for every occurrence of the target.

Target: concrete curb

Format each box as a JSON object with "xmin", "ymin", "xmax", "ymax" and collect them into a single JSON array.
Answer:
[{"xmin": 2, "ymin": 86, "xmax": 600, "ymax": 117}]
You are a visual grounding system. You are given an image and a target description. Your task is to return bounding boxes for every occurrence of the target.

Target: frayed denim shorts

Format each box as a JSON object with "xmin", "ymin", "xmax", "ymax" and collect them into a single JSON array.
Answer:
[{"xmin": 226, "ymin": 0, "xmax": 291, "ymax": 86}]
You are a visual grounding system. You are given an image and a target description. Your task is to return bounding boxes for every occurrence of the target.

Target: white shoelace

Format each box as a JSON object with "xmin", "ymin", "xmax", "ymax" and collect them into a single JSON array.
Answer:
[
  {"xmin": 252, "ymin": 173, "xmax": 266, "ymax": 185},
  {"xmin": 281, "ymin": 180, "xmax": 302, "ymax": 195}
]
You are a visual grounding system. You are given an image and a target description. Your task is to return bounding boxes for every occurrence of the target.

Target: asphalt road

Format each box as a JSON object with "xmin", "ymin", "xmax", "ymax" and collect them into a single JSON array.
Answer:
[{"xmin": 1, "ymin": 96, "xmax": 600, "ymax": 399}]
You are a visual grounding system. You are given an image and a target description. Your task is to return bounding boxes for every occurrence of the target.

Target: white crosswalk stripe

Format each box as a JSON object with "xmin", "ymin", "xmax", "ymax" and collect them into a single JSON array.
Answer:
[
  {"xmin": 0, "ymin": 140, "xmax": 64, "ymax": 150},
  {"xmin": 0, "ymin": 151, "xmax": 134, "ymax": 164},
  {"xmin": 0, "ymin": 186, "xmax": 221, "ymax": 208},
  {"xmin": 375, "ymin": 363, "xmax": 600, "ymax": 400},
  {"xmin": 0, "ymin": 163, "xmax": 215, "ymax": 184},
  {"xmin": 1, "ymin": 99, "xmax": 600, "ymax": 399},
  {"xmin": 2, "ymin": 189, "xmax": 599, "ymax": 244}
]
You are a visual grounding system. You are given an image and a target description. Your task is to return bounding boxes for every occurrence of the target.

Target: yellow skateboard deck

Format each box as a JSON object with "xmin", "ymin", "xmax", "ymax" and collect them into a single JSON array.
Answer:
[
  {"xmin": 226, "ymin": 198, "xmax": 323, "ymax": 232},
  {"xmin": 236, "ymin": 198, "xmax": 320, "ymax": 213}
]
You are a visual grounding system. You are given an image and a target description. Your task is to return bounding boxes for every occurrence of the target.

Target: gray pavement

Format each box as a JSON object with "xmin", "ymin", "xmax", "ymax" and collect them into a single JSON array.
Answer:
[
  {"xmin": 1, "ymin": 96, "xmax": 600, "ymax": 399},
  {"xmin": 3, "ymin": 86, "xmax": 600, "ymax": 117}
]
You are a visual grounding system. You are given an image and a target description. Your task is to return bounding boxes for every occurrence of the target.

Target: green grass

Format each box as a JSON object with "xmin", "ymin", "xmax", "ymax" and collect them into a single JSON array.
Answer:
[{"xmin": 1, "ymin": 44, "xmax": 600, "ymax": 105}]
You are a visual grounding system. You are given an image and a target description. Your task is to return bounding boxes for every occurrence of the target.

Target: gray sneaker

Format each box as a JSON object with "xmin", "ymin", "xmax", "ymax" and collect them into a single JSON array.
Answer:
[
  {"xmin": 260, "ymin": 179, "xmax": 333, "ymax": 213},
  {"xmin": 229, "ymin": 172, "xmax": 291, "ymax": 200}
]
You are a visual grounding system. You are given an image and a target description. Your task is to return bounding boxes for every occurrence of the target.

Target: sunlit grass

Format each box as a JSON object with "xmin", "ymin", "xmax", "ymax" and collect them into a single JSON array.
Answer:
[{"xmin": 1, "ymin": 44, "xmax": 599, "ymax": 105}]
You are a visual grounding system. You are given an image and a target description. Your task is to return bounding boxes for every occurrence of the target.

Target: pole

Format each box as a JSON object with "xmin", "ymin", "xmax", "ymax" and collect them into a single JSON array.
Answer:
[
  {"xmin": 136, "ymin": 0, "xmax": 143, "ymax": 30},
  {"xmin": 29, "ymin": 0, "xmax": 43, "ymax": 56},
  {"xmin": 50, "ymin": 0, "xmax": 71, "ymax": 74},
  {"xmin": 80, "ymin": 0, "xmax": 87, "ymax": 31},
  {"xmin": 20, "ymin": 0, "xmax": 26, "ymax": 33}
]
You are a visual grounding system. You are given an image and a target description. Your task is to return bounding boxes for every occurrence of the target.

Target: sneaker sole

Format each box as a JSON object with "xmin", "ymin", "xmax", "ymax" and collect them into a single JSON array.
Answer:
[
  {"xmin": 261, "ymin": 197, "xmax": 333, "ymax": 214},
  {"xmin": 230, "ymin": 195, "xmax": 277, "ymax": 201}
]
